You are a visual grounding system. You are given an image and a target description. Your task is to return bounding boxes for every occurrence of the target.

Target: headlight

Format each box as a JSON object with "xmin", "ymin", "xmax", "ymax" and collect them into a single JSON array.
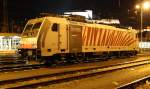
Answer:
[
  {"xmin": 18, "ymin": 49, "xmax": 21, "ymax": 52},
  {"xmin": 32, "ymin": 44, "xmax": 37, "ymax": 48}
]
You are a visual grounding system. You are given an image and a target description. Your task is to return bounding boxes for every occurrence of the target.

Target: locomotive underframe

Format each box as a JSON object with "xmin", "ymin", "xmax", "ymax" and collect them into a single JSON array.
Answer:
[{"xmin": 19, "ymin": 48, "xmax": 138, "ymax": 64}]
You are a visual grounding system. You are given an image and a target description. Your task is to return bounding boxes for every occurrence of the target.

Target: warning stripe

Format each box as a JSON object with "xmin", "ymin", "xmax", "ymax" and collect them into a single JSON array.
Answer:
[
  {"xmin": 100, "ymin": 29, "xmax": 104, "ymax": 46},
  {"xmin": 120, "ymin": 32, "xmax": 127, "ymax": 46},
  {"xmin": 112, "ymin": 31, "xmax": 117, "ymax": 46},
  {"xmin": 125, "ymin": 35, "xmax": 132, "ymax": 46},
  {"xmin": 125, "ymin": 38, "xmax": 132, "ymax": 46},
  {"xmin": 105, "ymin": 29, "xmax": 111, "ymax": 46},
  {"xmin": 115, "ymin": 31, "xmax": 122, "ymax": 46},
  {"xmin": 117, "ymin": 32, "xmax": 123, "ymax": 46},
  {"xmin": 104, "ymin": 30, "xmax": 108, "ymax": 46},
  {"xmin": 86, "ymin": 27, "xmax": 91, "ymax": 46},
  {"xmin": 109, "ymin": 30, "xmax": 116, "ymax": 46},
  {"xmin": 126, "ymin": 34, "xmax": 136, "ymax": 46},
  {"xmin": 125, "ymin": 35, "xmax": 134, "ymax": 46},
  {"xmin": 121, "ymin": 32, "xmax": 128, "ymax": 46},
  {"xmin": 89, "ymin": 28, "xmax": 93, "ymax": 46},
  {"xmin": 127, "ymin": 40, "xmax": 137, "ymax": 46},
  {"xmin": 126, "ymin": 39, "xmax": 134, "ymax": 46},
  {"xmin": 97, "ymin": 28, "xmax": 103, "ymax": 46},
  {"xmin": 113, "ymin": 31, "xmax": 120, "ymax": 46},
  {"xmin": 93, "ymin": 28, "xmax": 98, "ymax": 46},
  {"xmin": 105, "ymin": 29, "xmax": 110, "ymax": 46},
  {"xmin": 115, "ymin": 31, "xmax": 120, "ymax": 46},
  {"xmin": 109, "ymin": 30, "xmax": 115, "ymax": 46},
  {"xmin": 111, "ymin": 31, "xmax": 118, "ymax": 46},
  {"xmin": 82, "ymin": 27, "xmax": 86, "ymax": 46},
  {"xmin": 123, "ymin": 34, "xmax": 130, "ymax": 46},
  {"xmin": 128, "ymin": 36, "xmax": 137, "ymax": 46},
  {"xmin": 103, "ymin": 29, "xmax": 108, "ymax": 46},
  {"xmin": 113, "ymin": 31, "xmax": 119, "ymax": 46},
  {"xmin": 101, "ymin": 29, "xmax": 107, "ymax": 46}
]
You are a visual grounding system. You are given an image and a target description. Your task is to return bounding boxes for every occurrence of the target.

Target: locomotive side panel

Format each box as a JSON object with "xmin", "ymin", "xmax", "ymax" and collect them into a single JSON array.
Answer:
[
  {"xmin": 58, "ymin": 24, "xmax": 69, "ymax": 53},
  {"xmin": 37, "ymin": 18, "xmax": 51, "ymax": 49},
  {"xmin": 41, "ymin": 17, "xmax": 69, "ymax": 56},
  {"xmin": 82, "ymin": 24, "xmax": 139, "ymax": 53}
]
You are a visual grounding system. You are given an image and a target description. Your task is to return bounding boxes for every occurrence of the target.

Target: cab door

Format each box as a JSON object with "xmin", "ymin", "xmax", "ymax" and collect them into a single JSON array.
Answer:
[{"xmin": 69, "ymin": 25, "xmax": 82, "ymax": 53}]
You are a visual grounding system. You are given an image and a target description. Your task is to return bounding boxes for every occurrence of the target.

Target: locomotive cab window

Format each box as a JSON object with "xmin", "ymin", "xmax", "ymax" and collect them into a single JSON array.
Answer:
[
  {"xmin": 24, "ymin": 24, "xmax": 33, "ymax": 32},
  {"xmin": 33, "ymin": 22, "xmax": 42, "ymax": 29},
  {"xmin": 52, "ymin": 23, "xmax": 59, "ymax": 32}
]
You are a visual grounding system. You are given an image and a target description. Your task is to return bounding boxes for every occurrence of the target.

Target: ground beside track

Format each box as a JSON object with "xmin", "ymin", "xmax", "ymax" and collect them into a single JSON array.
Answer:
[{"xmin": 39, "ymin": 63, "xmax": 150, "ymax": 89}]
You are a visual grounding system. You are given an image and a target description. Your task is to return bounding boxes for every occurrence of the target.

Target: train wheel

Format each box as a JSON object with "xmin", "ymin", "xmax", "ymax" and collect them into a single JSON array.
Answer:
[
  {"xmin": 42, "ymin": 57, "xmax": 54, "ymax": 66},
  {"xmin": 118, "ymin": 51, "xmax": 125, "ymax": 58},
  {"xmin": 52, "ymin": 54, "xmax": 62, "ymax": 65}
]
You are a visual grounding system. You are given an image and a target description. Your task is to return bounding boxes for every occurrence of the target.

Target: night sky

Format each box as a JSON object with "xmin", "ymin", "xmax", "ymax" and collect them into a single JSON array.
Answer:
[
  {"xmin": 7, "ymin": 0, "xmax": 135, "ymax": 17},
  {"xmin": 2, "ymin": 0, "xmax": 150, "ymax": 28}
]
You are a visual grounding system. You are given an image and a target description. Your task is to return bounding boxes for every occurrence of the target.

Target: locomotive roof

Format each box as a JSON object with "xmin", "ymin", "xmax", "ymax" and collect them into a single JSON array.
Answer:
[{"xmin": 29, "ymin": 16, "xmax": 137, "ymax": 32}]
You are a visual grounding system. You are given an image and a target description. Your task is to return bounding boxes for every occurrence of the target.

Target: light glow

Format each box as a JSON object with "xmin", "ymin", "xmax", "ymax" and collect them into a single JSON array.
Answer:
[
  {"xmin": 139, "ymin": 42, "xmax": 150, "ymax": 48},
  {"xmin": 135, "ymin": 1, "xmax": 150, "ymax": 10},
  {"xmin": 135, "ymin": 5, "xmax": 140, "ymax": 9},
  {"xmin": 64, "ymin": 10, "xmax": 93, "ymax": 19},
  {"xmin": 143, "ymin": 1, "xmax": 150, "ymax": 9}
]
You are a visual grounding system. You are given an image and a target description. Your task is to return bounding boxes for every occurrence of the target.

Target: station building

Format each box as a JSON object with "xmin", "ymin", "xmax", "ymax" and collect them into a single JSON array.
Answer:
[
  {"xmin": 0, "ymin": 33, "xmax": 20, "ymax": 54},
  {"xmin": 139, "ymin": 29, "xmax": 150, "ymax": 52}
]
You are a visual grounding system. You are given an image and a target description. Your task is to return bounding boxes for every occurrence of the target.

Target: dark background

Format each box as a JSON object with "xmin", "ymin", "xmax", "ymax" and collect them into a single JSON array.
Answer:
[{"xmin": 1, "ymin": 0, "xmax": 150, "ymax": 32}]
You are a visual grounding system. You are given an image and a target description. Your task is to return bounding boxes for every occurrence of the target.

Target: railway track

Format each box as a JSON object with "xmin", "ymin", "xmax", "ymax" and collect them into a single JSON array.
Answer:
[
  {"xmin": 0, "ymin": 64, "xmax": 45, "ymax": 72},
  {"xmin": 117, "ymin": 75, "xmax": 150, "ymax": 89},
  {"xmin": 0, "ymin": 56, "xmax": 26, "ymax": 66},
  {"xmin": 0, "ymin": 60, "xmax": 26, "ymax": 65},
  {"xmin": 0, "ymin": 53, "xmax": 148, "ymax": 71},
  {"xmin": 0, "ymin": 55, "xmax": 45, "ymax": 72},
  {"xmin": 0, "ymin": 59, "xmax": 150, "ymax": 89}
]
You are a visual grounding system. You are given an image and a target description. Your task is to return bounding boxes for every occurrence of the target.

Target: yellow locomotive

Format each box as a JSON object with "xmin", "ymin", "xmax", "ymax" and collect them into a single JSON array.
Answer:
[{"xmin": 18, "ymin": 15, "xmax": 139, "ymax": 64}]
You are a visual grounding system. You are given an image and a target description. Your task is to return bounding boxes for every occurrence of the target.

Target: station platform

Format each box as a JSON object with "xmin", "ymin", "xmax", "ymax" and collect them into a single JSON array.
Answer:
[{"xmin": 0, "ymin": 50, "xmax": 17, "ymax": 55}]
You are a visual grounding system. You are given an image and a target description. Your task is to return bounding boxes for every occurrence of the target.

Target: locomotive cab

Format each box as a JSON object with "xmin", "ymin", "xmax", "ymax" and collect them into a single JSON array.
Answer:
[
  {"xmin": 18, "ymin": 17, "xmax": 69, "ymax": 61},
  {"xmin": 18, "ymin": 18, "xmax": 45, "ymax": 60}
]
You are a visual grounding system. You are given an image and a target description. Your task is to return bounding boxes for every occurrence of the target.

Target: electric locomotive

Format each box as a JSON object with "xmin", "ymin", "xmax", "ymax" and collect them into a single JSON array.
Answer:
[{"xmin": 18, "ymin": 15, "xmax": 139, "ymax": 64}]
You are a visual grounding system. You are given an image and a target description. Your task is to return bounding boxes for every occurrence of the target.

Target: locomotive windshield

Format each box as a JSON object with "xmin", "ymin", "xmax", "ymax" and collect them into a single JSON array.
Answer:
[
  {"xmin": 32, "ymin": 22, "xmax": 41, "ymax": 29},
  {"xmin": 25, "ymin": 24, "xmax": 33, "ymax": 31},
  {"xmin": 22, "ymin": 22, "xmax": 42, "ymax": 37}
]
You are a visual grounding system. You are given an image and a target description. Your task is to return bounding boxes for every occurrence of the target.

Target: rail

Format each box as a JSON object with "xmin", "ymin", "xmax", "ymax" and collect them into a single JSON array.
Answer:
[{"xmin": 117, "ymin": 75, "xmax": 150, "ymax": 89}]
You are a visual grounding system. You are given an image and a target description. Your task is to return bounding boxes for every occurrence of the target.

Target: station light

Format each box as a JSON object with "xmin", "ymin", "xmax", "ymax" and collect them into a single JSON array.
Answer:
[
  {"xmin": 135, "ymin": 1, "xmax": 150, "ymax": 10},
  {"xmin": 135, "ymin": 1, "xmax": 150, "ymax": 53},
  {"xmin": 135, "ymin": 5, "xmax": 140, "ymax": 9},
  {"xmin": 143, "ymin": 1, "xmax": 150, "ymax": 9}
]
